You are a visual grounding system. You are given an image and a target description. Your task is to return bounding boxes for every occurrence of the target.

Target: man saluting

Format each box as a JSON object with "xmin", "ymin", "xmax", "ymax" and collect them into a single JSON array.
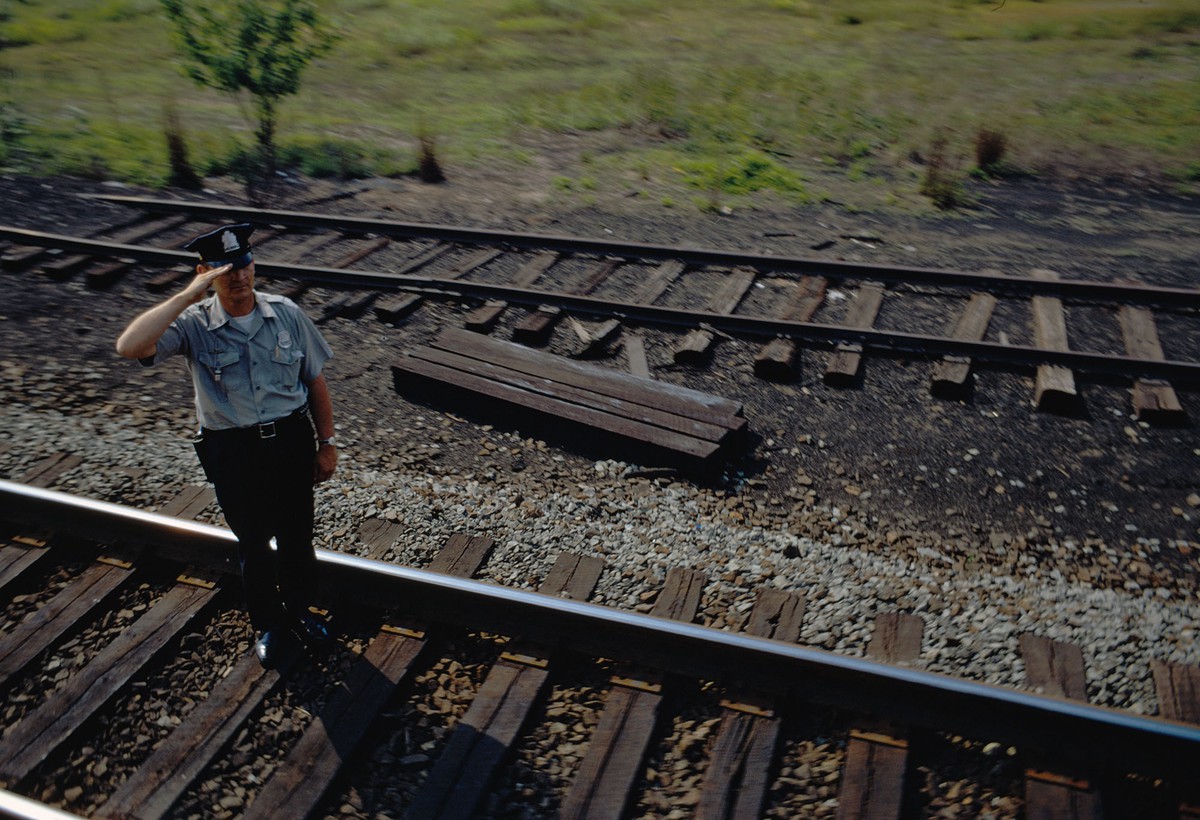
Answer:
[{"xmin": 116, "ymin": 223, "xmax": 338, "ymax": 668}]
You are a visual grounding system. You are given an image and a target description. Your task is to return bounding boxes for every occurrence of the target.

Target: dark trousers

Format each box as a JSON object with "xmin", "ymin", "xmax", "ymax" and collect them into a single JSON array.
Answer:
[{"xmin": 194, "ymin": 409, "xmax": 318, "ymax": 632}]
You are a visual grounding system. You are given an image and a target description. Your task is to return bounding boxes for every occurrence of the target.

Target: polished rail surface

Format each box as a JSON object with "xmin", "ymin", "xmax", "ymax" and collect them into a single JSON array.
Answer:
[
  {"xmin": 2, "ymin": 479, "xmax": 1198, "ymax": 779},
  {"xmin": 86, "ymin": 195, "xmax": 1200, "ymax": 306},
  {"xmin": 0, "ymin": 224, "xmax": 1196, "ymax": 382}
]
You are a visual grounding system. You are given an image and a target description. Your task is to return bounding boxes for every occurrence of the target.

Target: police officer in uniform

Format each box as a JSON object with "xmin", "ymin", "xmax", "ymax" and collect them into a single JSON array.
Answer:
[{"xmin": 116, "ymin": 223, "xmax": 338, "ymax": 668}]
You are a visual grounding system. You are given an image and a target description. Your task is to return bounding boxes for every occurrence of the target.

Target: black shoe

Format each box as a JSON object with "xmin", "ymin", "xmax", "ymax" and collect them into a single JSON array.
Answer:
[
  {"xmin": 292, "ymin": 610, "xmax": 332, "ymax": 649},
  {"xmin": 254, "ymin": 630, "xmax": 281, "ymax": 669}
]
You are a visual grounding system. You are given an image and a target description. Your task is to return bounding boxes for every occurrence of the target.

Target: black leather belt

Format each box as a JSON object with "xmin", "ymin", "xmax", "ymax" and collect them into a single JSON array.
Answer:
[{"xmin": 202, "ymin": 405, "xmax": 309, "ymax": 441}]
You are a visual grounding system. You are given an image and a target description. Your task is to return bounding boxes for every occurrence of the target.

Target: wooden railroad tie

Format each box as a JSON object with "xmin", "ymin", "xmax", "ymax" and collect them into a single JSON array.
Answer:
[
  {"xmin": 825, "ymin": 283, "xmax": 885, "ymax": 387},
  {"xmin": 0, "ymin": 575, "xmax": 220, "ymax": 791},
  {"xmin": 1118, "ymin": 305, "xmax": 1186, "ymax": 426},
  {"xmin": 375, "ymin": 246, "xmax": 498, "ymax": 324},
  {"xmin": 99, "ymin": 533, "xmax": 494, "ymax": 820},
  {"xmin": 1029, "ymin": 268, "xmax": 1080, "ymax": 414},
  {"xmin": 559, "ymin": 566, "xmax": 706, "ymax": 820},
  {"xmin": 0, "ymin": 530, "xmax": 52, "ymax": 594},
  {"xmin": 0, "ymin": 546, "xmax": 141, "ymax": 688},
  {"xmin": 572, "ymin": 258, "xmax": 687, "ymax": 359},
  {"xmin": 698, "ymin": 587, "xmax": 805, "ymax": 819},
  {"xmin": 1152, "ymin": 659, "xmax": 1200, "ymax": 813},
  {"xmin": 464, "ymin": 251, "xmax": 558, "ymax": 332},
  {"xmin": 675, "ymin": 267, "xmax": 756, "ymax": 364},
  {"xmin": 392, "ymin": 326, "xmax": 748, "ymax": 467},
  {"xmin": 930, "ymin": 291, "xmax": 997, "ymax": 399},
  {"xmin": 513, "ymin": 257, "xmax": 621, "ymax": 346},
  {"xmin": 1018, "ymin": 633, "xmax": 1101, "ymax": 818},
  {"xmin": 833, "ymin": 612, "xmax": 924, "ymax": 820},
  {"xmin": 406, "ymin": 552, "xmax": 605, "ymax": 819},
  {"xmin": 753, "ymin": 275, "xmax": 828, "ymax": 380}
]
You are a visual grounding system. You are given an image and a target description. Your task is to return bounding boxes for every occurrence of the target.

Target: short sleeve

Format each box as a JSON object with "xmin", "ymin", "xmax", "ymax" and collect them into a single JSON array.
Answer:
[
  {"xmin": 138, "ymin": 321, "xmax": 186, "ymax": 367},
  {"xmin": 287, "ymin": 302, "xmax": 332, "ymax": 382}
]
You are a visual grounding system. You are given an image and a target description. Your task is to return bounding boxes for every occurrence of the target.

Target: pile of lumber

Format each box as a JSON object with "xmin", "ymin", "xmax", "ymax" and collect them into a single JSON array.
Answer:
[{"xmin": 392, "ymin": 328, "xmax": 747, "ymax": 467}]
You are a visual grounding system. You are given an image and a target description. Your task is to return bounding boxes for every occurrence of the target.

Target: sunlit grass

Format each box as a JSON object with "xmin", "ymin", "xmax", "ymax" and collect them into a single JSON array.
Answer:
[{"xmin": 1, "ymin": 0, "xmax": 1197, "ymax": 205}]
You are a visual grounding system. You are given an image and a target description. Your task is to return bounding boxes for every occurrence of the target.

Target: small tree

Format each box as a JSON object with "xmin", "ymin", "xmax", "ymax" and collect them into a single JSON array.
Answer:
[{"xmin": 160, "ymin": 0, "xmax": 336, "ymax": 187}]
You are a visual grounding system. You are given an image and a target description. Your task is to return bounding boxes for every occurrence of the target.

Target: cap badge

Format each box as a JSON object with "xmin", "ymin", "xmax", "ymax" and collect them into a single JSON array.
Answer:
[{"xmin": 221, "ymin": 230, "xmax": 239, "ymax": 253}]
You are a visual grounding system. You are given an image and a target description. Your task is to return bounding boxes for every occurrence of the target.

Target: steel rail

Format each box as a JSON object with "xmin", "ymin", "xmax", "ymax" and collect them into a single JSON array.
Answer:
[
  {"xmin": 2, "ymin": 479, "xmax": 1198, "ymax": 780},
  {"xmin": 0, "ymin": 225, "xmax": 1196, "ymax": 383},
  {"xmin": 87, "ymin": 194, "xmax": 1200, "ymax": 307},
  {"xmin": 0, "ymin": 788, "xmax": 81, "ymax": 820}
]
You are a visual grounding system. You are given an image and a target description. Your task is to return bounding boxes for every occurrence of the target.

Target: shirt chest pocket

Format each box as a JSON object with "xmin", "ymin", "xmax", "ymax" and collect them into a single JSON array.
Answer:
[
  {"xmin": 272, "ymin": 346, "xmax": 304, "ymax": 387},
  {"xmin": 197, "ymin": 349, "xmax": 242, "ymax": 396}
]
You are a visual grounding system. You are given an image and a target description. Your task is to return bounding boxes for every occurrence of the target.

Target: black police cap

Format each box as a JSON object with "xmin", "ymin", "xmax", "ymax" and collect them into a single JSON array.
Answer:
[{"xmin": 183, "ymin": 223, "xmax": 256, "ymax": 268}]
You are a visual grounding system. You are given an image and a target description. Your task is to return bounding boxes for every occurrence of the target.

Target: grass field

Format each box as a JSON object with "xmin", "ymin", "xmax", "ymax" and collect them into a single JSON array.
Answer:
[{"xmin": 1, "ymin": 0, "xmax": 1197, "ymax": 209}]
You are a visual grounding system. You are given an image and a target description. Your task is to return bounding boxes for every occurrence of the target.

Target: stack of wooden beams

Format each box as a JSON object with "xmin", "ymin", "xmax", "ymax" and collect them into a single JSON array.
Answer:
[{"xmin": 392, "ymin": 327, "xmax": 748, "ymax": 467}]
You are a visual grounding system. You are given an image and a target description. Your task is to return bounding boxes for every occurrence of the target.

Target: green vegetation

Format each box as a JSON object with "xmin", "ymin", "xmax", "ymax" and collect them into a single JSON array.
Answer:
[
  {"xmin": 1, "ymin": 0, "xmax": 1197, "ymax": 209},
  {"xmin": 159, "ymin": 0, "xmax": 338, "ymax": 188}
]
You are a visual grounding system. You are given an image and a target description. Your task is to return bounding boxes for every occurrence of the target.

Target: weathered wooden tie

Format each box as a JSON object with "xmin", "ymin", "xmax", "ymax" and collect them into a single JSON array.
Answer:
[
  {"xmin": 1029, "ymin": 269, "xmax": 1079, "ymax": 413},
  {"xmin": 20, "ymin": 452, "xmax": 84, "ymax": 488},
  {"xmin": 559, "ymin": 566, "xmax": 706, "ymax": 820},
  {"xmin": 834, "ymin": 612, "xmax": 924, "ymax": 820},
  {"xmin": 319, "ymin": 290, "xmax": 378, "ymax": 322},
  {"xmin": 157, "ymin": 484, "xmax": 216, "ymax": 520},
  {"xmin": 930, "ymin": 291, "xmax": 997, "ymax": 398},
  {"xmin": 406, "ymin": 552, "xmax": 604, "ymax": 820},
  {"xmin": 573, "ymin": 259, "xmax": 686, "ymax": 358},
  {"xmin": 825, "ymin": 283, "xmax": 885, "ymax": 387},
  {"xmin": 357, "ymin": 517, "xmax": 408, "ymax": 560},
  {"xmin": 77, "ymin": 213, "xmax": 190, "ymax": 288},
  {"xmin": 97, "ymin": 649, "xmax": 292, "ymax": 820},
  {"xmin": 753, "ymin": 275, "xmax": 828, "ymax": 380},
  {"xmin": 241, "ymin": 534, "xmax": 495, "ymax": 820},
  {"xmin": 0, "ymin": 574, "xmax": 220, "ymax": 789},
  {"xmin": 1152, "ymin": 659, "xmax": 1200, "ymax": 725},
  {"xmin": 624, "ymin": 333, "xmax": 650, "ymax": 378},
  {"xmin": 393, "ymin": 327, "xmax": 746, "ymax": 465},
  {"xmin": 278, "ymin": 235, "xmax": 392, "ymax": 302},
  {"xmin": 464, "ymin": 251, "xmax": 558, "ymax": 332},
  {"xmin": 514, "ymin": 258, "xmax": 621, "ymax": 346},
  {"xmin": 0, "ymin": 531, "xmax": 51, "ymax": 592},
  {"xmin": 697, "ymin": 587, "xmax": 805, "ymax": 820},
  {"xmin": 0, "ymin": 458, "xmax": 80, "ymax": 590},
  {"xmin": 1, "ymin": 243, "xmax": 49, "ymax": 271},
  {"xmin": 40, "ymin": 209, "xmax": 184, "ymax": 281},
  {"xmin": 0, "ymin": 548, "xmax": 139, "ymax": 687},
  {"xmin": 1151, "ymin": 659, "xmax": 1200, "ymax": 814},
  {"xmin": 375, "ymin": 247, "xmax": 499, "ymax": 323},
  {"xmin": 1118, "ymin": 305, "xmax": 1186, "ymax": 425},
  {"xmin": 1018, "ymin": 634, "xmax": 1101, "ymax": 818},
  {"xmin": 675, "ymin": 267, "xmax": 756, "ymax": 364}
]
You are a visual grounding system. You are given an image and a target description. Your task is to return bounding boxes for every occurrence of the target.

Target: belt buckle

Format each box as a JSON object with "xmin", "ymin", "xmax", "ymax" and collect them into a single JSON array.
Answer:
[{"xmin": 259, "ymin": 421, "xmax": 277, "ymax": 439}]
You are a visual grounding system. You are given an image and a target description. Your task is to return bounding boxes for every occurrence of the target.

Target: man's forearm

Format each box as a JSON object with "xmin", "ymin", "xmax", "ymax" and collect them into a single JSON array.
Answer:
[
  {"xmin": 116, "ymin": 267, "xmax": 223, "ymax": 360},
  {"xmin": 307, "ymin": 374, "xmax": 335, "ymax": 440},
  {"xmin": 115, "ymin": 290, "xmax": 193, "ymax": 359}
]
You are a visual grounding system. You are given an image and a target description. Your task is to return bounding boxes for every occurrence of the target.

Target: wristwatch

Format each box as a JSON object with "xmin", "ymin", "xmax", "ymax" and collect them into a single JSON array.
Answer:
[{"xmin": 318, "ymin": 436, "xmax": 337, "ymax": 447}]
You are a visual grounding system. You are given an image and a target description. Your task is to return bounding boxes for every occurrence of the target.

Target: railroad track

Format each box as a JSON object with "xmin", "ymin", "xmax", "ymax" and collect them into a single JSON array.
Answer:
[
  {"xmin": 1, "ymin": 468, "xmax": 1199, "ymax": 819},
  {"xmin": 0, "ymin": 194, "xmax": 1196, "ymax": 427}
]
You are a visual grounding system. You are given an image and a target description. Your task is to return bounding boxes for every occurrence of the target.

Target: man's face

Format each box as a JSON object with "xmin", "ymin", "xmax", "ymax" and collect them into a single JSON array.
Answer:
[{"xmin": 209, "ymin": 259, "xmax": 256, "ymax": 300}]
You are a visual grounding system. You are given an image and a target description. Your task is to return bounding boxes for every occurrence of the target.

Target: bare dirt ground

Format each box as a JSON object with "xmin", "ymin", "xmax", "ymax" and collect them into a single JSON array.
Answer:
[{"xmin": 1, "ymin": 159, "xmax": 1198, "ymax": 596}]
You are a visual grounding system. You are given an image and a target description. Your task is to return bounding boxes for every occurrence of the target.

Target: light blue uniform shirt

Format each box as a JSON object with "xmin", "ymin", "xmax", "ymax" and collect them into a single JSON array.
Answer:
[{"xmin": 143, "ymin": 291, "xmax": 332, "ymax": 430}]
